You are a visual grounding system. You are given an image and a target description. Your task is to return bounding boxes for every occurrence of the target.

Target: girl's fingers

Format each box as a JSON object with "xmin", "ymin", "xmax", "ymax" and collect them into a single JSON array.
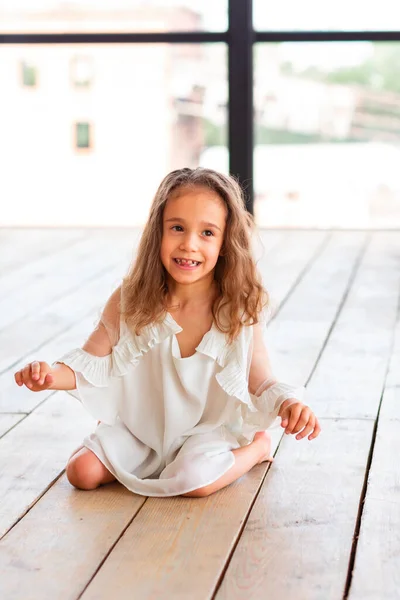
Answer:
[
  {"xmin": 308, "ymin": 418, "xmax": 322, "ymax": 440},
  {"xmin": 22, "ymin": 364, "xmax": 33, "ymax": 388},
  {"xmin": 14, "ymin": 370, "xmax": 22, "ymax": 386},
  {"xmin": 291, "ymin": 408, "xmax": 311, "ymax": 434},
  {"xmin": 285, "ymin": 405, "xmax": 303, "ymax": 434},
  {"xmin": 31, "ymin": 361, "xmax": 40, "ymax": 381},
  {"xmin": 296, "ymin": 417, "xmax": 315, "ymax": 440},
  {"xmin": 43, "ymin": 372, "xmax": 53, "ymax": 386}
]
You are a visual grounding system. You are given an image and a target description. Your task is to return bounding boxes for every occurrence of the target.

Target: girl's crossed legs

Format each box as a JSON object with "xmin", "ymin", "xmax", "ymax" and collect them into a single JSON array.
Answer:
[{"xmin": 66, "ymin": 431, "xmax": 273, "ymax": 498}]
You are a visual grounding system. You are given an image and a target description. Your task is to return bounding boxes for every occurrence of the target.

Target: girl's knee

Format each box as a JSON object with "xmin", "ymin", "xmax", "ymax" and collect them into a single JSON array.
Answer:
[
  {"xmin": 182, "ymin": 487, "xmax": 211, "ymax": 498},
  {"xmin": 66, "ymin": 449, "xmax": 106, "ymax": 490}
]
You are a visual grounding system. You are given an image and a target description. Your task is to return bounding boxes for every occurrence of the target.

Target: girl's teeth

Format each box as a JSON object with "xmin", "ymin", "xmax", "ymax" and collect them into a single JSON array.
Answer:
[{"xmin": 176, "ymin": 259, "xmax": 198, "ymax": 266}]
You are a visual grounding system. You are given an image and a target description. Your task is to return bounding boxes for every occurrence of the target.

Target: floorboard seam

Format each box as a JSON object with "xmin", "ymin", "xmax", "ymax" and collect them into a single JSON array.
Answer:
[
  {"xmin": 0, "ymin": 261, "xmax": 123, "ymax": 376},
  {"xmin": 305, "ymin": 232, "xmax": 370, "ymax": 387},
  {"xmin": 75, "ymin": 497, "xmax": 150, "ymax": 599},
  {"xmin": 269, "ymin": 231, "xmax": 333, "ymax": 323},
  {"xmin": 0, "ymin": 468, "xmax": 66, "ymax": 541}
]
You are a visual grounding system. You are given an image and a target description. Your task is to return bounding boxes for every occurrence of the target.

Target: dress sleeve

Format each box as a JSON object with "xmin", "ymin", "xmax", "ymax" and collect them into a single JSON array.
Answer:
[{"xmin": 54, "ymin": 286, "xmax": 124, "ymax": 425}]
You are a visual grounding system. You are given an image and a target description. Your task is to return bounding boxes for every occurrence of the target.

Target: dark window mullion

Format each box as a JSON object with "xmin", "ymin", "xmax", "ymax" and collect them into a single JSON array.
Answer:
[
  {"xmin": 255, "ymin": 30, "xmax": 400, "ymax": 42},
  {"xmin": 228, "ymin": 0, "xmax": 254, "ymax": 213},
  {"xmin": 0, "ymin": 32, "xmax": 228, "ymax": 44}
]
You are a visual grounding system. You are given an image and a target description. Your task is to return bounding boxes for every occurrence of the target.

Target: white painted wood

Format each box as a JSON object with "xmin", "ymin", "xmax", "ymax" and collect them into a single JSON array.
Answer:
[
  {"xmin": 0, "ymin": 236, "xmax": 135, "ymax": 373},
  {"xmin": 0, "ymin": 229, "xmax": 85, "ymax": 273},
  {"xmin": 265, "ymin": 231, "xmax": 367, "ymax": 383},
  {"xmin": 0, "ymin": 230, "xmax": 141, "ymax": 330},
  {"xmin": 0, "ymin": 415, "xmax": 25, "ymax": 438},
  {"xmin": 305, "ymin": 232, "xmax": 400, "ymax": 419},
  {"xmin": 0, "ymin": 264, "xmax": 131, "ymax": 413},
  {"xmin": 257, "ymin": 230, "xmax": 328, "ymax": 313}
]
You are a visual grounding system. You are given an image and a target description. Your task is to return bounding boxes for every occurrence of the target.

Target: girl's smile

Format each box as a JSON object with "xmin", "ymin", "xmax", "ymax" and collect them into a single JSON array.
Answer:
[{"xmin": 173, "ymin": 257, "xmax": 202, "ymax": 269}]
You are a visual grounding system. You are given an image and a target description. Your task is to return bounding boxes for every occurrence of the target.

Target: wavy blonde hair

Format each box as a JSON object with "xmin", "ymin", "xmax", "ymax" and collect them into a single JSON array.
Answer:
[{"xmin": 121, "ymin": 167, "xmax": 269, "ymax": 343}]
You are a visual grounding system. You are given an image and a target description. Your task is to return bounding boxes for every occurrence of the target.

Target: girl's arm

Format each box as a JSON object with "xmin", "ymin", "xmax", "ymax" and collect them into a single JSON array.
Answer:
[
  {"xmin": 51, "ymin": 285, "xmax": 122, "ymax": 384},
  {"xmin": 249, "ymin": 322, "xmax": 321, "ymax": 440},
  {"xmin": 248, "ymin": 322, "xmax": 278, "ymax": 395},
  {"xmin": 15, "ymin": 286, "xmax": 121, "ymax": 393}
]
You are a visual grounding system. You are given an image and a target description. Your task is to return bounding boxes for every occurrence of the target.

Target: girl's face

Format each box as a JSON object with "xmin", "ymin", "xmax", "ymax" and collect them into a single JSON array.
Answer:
[{"xmin": 161, "ymin": 185, "xmax": 227, "ymax": 287}]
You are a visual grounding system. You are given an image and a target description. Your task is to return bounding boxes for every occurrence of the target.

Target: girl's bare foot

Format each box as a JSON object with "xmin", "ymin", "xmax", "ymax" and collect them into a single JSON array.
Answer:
[{"xmin": 252, "ymin": 430, "xmax": 274, "ymax": 464}]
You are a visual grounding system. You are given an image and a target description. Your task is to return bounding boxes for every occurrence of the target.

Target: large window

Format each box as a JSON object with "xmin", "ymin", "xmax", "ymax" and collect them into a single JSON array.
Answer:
[
  {"xmin": 254, "ymin": 42, "xmax": 400, "ymax": 228},
  {"xmin": 1, "ymin": 0, "xmax": 399, "ymax": 228}
]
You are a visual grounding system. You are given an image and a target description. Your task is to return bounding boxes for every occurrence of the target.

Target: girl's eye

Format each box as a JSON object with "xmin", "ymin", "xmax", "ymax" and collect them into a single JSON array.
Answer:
[
  {"xmin": 202, "ymin": 230, "xmax": 214, "ymax": 237},
  {"xmin": 171, "ymin": 225, "xmax": 183, "ymax": 232}
]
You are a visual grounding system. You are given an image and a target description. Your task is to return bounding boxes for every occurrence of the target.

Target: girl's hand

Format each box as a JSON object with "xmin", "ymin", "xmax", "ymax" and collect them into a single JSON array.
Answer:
[
  {"xmin": 14, "ymin": 361, "xmax": 54, "ymax": 392},
  {"xmin": 278, "ymin": 399, "xmax": 321, "ymax": 441}
]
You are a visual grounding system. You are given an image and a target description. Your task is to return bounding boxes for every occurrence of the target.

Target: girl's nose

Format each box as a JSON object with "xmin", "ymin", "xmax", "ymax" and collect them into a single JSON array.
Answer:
[{"xmin": 179, "ymin": 232, "xmax": 198, "ymax": 251}]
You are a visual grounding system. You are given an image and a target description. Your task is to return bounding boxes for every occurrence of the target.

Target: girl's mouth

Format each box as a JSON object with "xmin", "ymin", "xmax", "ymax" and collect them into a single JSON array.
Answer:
[{"xmin": 173, "ymin": 258, "xmax": 201, "ymax": 270}]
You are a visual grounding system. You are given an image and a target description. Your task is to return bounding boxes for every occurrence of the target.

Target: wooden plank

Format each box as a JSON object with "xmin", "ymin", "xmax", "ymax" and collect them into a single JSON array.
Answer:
[
  {"xmin": 348, "ymin": 316, "xmax": 400, "ymax": 599},
  {"xmin": 0, "ymin": 264, "xmax": 132, "ymax": 413},
  {"xmin": 0, "ymin": 228, "xmax": 86, "ymax": 274},
  {"xmin": 0, "ymin": 228, "xmax": 141, "ymax": 298},
  {"xmin": 379, "ymin": 314, "xmax": 400, "ymax": 420},
  {"xmin": 0, "ymin": 415, "xmax": 25, "ymax": 438},
  {"xmin": 0, "ymin": 426, "xmax": 272, "ymax": 600},
  {"xmin": 80, "ymin": 437, "xmax": 283, "ymax": 600},
  {"xmin": 0, "ymin": 230, "xmax": 140, "ymax": 330},
  {"xmin": 265, "ymin": 231, "xmax": 367, "ymax": 383},
  {"xmin": 0, "ymin": 236, "xmax": 135, "ymax": 374},
  {"xmin": 256, "ymin": 230, "xmax": 328, "ymax": 312},
  {"xmin": 305, "ymin": 231, "xmax": 400, "ymax": 419},
  {"xmin": 0, "ymin": 477, "xmax": 146, "ymax": 600},
  {"xmin": 216, "ymin": 419, "xmax": 374, "ymax": 600},
  {"xmin": 0, "ymin": 392, "xmax": 94, "ymax": 538}
]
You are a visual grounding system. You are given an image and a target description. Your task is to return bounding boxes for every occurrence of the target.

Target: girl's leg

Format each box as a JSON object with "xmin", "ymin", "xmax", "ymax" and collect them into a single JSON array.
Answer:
[
  {"xmin": 182, "ymin": 431, "xmax": 273, "ymax": 498},
  {"xmin": 66, "ymin": 447, "xmax": 116, "ymax": 490}
]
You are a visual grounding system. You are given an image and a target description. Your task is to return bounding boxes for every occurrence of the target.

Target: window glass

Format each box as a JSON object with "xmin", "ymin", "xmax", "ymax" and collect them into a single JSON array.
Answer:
[
  {"xmin": 254, "ymin": 42, "xmax": 400, "ymax": 228},
  {"xmin": 254, "ymin": 0, "xmax": 400, "ymax": 31},
  {"xmin": 0, "ymin": 1, "xmax": 227, "ymax": 33},
  {"xmin": 0, "ymin": 43, "xmax": 227, "ymax": 226}
]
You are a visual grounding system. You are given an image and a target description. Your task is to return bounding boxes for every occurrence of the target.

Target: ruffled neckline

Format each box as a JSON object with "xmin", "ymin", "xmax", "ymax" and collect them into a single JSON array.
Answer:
[{"xmin": 165, "ymin": 312, "xmax": 227, "ymax": 364}]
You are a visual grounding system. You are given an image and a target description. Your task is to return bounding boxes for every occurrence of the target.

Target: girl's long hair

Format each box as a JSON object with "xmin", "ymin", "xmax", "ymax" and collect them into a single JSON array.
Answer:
[{"xmin": 121, "ymin": 167, "xmax": 269, "ymax": 343}]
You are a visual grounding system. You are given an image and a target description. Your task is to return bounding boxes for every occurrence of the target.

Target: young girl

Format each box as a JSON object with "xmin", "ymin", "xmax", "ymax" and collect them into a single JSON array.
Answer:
[{"xmin": 14, "ymin": 167, "xmax": 320, "ymax": 498}]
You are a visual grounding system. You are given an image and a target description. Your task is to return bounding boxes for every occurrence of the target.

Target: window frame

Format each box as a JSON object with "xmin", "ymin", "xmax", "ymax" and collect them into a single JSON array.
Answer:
[{"xmin": 1, "ymin": 0, "xmax": 399, "ymax": 213}]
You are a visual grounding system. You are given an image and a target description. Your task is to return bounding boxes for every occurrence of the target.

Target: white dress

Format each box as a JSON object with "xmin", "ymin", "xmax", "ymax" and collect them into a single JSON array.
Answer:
[{"xmin": 57, "ymin": 312, "xmax": 282, "ymax": 497}]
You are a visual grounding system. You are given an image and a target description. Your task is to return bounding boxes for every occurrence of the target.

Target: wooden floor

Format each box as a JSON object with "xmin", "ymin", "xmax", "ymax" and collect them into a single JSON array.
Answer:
[{"xmin": 0, "ymin": 228, "xmax": 399, "ymax": 600}]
